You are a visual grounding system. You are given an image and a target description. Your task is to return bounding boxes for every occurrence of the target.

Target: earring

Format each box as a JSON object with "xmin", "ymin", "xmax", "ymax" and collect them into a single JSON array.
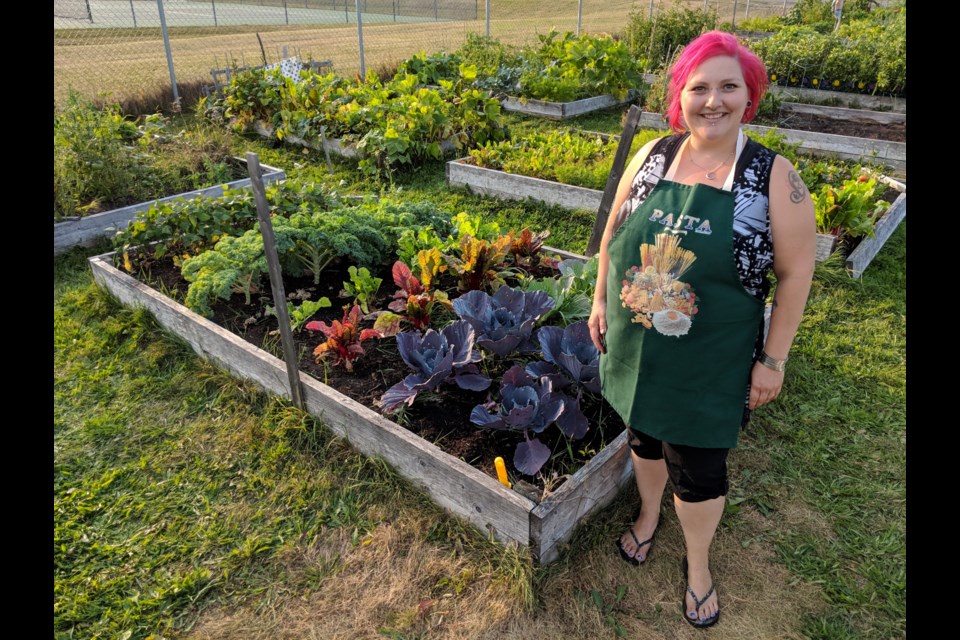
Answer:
[{"xmin": 746, "ymin": 100, "xmax": 753, "ymax": 107}]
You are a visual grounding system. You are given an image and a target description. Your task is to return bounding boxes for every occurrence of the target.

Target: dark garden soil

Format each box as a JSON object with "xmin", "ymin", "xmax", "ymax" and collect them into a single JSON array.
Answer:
[
  {"xmin": 756, "ymin": 110, "xmax": 906, "ymax": 143},
  {"xmin": 134, "ymin": 254, "xmax": 627, "ymax": 497}
]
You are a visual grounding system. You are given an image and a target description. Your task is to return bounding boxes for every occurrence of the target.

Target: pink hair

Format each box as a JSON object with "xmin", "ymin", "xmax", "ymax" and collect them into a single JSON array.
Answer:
[{"xmin": 664, "ymin": 31, "xmax": 769, "ymax": 133}]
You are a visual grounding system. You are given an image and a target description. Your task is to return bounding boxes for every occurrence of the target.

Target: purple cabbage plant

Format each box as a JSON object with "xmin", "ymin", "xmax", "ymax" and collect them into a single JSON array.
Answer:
[
  {"xmin": 525, "ymin": 321, "xmax": 600, "ymax": 440},
  {"xmin": 471, "ymin": 365, "xmax": 585, "ymax": 476},
  {"xmin": 452, "ymin": 285, "xmax": 555, "ymax": 358},
  {"xmin": 378, "ymin": 320, "xmax": 491, "ymax": 414}
]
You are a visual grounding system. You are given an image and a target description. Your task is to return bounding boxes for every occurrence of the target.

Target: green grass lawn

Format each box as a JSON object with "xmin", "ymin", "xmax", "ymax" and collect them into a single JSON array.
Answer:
[{"xmin": 54, "ymin": 108, "xmax": 906, "ymax": 640}]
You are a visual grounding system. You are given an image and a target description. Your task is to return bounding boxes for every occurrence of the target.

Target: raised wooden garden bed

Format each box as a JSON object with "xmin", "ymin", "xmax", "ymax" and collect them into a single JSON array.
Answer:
[
  {"xmin": 53, "ymin": 158, "xmax": 285, "ymax": 256},
  {"xmin": 500, "ymin": 94, "xmax": 633, "ymax": 120},
  {"xmin": 779, "ymin": 101, "xmax": 906, "ymax": 126},
  {"xmin": 446, "ymin": 158, "xmax": 603, "ymax": 211},
  {"xmin": 634, "ymin": 112, "xmax": 906, "ymax": 176},
  {"xmin": 88, "ymin": 250, "xmax": 635, "ymax": 564},
  {"xmin": 769, "ymin": 85, "xmax": 905, "ymax": 114}
]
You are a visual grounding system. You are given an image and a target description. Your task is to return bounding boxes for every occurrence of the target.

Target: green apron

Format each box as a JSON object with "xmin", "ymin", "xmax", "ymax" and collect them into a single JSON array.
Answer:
[{"xmin": 599, "ymin": 132, "xmax": 763, "ymax": 448}]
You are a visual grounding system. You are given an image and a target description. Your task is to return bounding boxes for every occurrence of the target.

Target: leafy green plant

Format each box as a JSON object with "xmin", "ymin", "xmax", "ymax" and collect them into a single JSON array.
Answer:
[
  {"xmin": 181, "ymin": 231, "xmax": 276, "ymax": 317},
  {"xmin": 446, "ymin": 233, "xmax": 515, "ymax": 293},
  {"xmin": 812, "ymin": 176, "xmax": 888, "ymax": 240},
  {"xmin": 340, "ymin": 265, "xmax": 383, "ymax": 314},
  {"xmin": 54, "ymin": 93, "xmax": 237, "ymax": 220},
  {"xmin": 265, "ymin": 297, "xmax": 332, "ymax": 333},
  {"xmin": 516, "ymin": 30, "xmax": 646, "ymax": 102},
  {"xmin": 622, "ymin": 4, "xmax": 718, "ymax": 72},
  {"xmin": 115, "ymin": 179, "xmax": 338, "ymax": 268}
]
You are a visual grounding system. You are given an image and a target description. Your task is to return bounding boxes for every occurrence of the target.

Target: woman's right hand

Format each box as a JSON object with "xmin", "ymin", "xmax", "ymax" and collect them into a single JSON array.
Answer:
[{"xmin": 588, "ymin": 301, "xmax": 607, "ymax": 354}]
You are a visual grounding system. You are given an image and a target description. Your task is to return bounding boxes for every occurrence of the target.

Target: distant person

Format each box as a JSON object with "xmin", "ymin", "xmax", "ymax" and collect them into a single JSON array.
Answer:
[{"xmin": 832, "ymin": 0, "xmax": 845, "ymax": 31}]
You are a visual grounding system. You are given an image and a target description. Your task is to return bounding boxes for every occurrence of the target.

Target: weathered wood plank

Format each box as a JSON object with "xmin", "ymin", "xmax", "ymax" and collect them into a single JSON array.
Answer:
[
  {"xmin": 88, "ymin": 254, "xmax": 535, "ymax": 549},
  {"xmin": 815, "ymin": 233, "xmax": 838, "ymax": 263},
  {"xmin": 299, "ymin": 376, "xmax": 534, "ymax": 548},
  {"xmin": 89, "ymin": 255, "xmax": 294, "ymax": 398},
  {"xmin": 780, "ymin": 101, "xmax": 906, "ymax": 125},
  {"xmin": 769, "ymin": 85, "xmax": 906, "ymax": 113},
  {"xmin": 531, "ymin": 429, "xmax": 634, "ymax": 563},
  {"xmin": 54, "ymin": 159, "xmax": 285, "ymax": 255},
  {"xmin": 500, "ymin": 94, "xmax": 628, "ymax": 120},
  {"xmin": 446, "ymin": 159, "xmax": 603, "ymax": 211},
  {"xmin": 845, "ymin": 192, "xmax": 906, "ymax": 278}
]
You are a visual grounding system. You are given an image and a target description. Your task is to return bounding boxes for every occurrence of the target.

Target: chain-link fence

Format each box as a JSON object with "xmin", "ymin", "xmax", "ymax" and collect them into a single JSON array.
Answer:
[{"xmin": 55, "ymin": 1, "xmax": 804, "ymax": 111}]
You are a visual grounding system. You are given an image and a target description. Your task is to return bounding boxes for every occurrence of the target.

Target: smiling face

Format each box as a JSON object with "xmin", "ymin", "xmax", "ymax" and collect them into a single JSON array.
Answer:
[{"xmin": 680, "ymin": 55, "xmax": 749, "ymax": 144}]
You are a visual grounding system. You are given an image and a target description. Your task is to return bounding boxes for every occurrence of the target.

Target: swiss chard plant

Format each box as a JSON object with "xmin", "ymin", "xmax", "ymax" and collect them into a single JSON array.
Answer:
[
  {"xmin": 339, "ymin": 265, "xmax": 383, "ymax": 314},
  {"xmin": 452, "ymin": 285, "xmax": 555, "ymax": 358},
  {"xmin": 445, "ymin": 233, "xmax": 515, "ymax": 293},
  {"xmin": 470, "ymin": 365, "xmax": 577, "ymax": 477},
  {"xmin": 305, "ymin": 305, "xmax": 382, "ymax": 373},
  {"xmin": 387, "ymin": 260, "xmax": 452, "ymax": 331},
  {"xmin": 812, "ymin": 176, "xmax": 888, "ymax": 240},
  {"xmin": 377, "ymin": 321, "xmax": 492, "ymax": 414},
  {"xmin": 266, "ymin": 296, "xmax": 333, "ymax": 333}
]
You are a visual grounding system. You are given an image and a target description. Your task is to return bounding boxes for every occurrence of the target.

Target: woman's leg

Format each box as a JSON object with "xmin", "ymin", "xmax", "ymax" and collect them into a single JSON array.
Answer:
[
  {"xmin": 663, "ymin": 443, "xmax": 729, "ymax": 622},
  {"xmin": 675, "ymin": 495, "xmax": 724, "ymax": 621},
  {"xmin": 618, "ymin": 434, "xmax": 669, "ymax": 561}
]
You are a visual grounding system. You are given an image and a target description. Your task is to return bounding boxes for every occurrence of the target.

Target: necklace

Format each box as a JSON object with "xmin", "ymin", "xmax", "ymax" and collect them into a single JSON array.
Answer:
[{"xmin": 687, "ymin": 148, "xmax": 734, "ymax": 180}]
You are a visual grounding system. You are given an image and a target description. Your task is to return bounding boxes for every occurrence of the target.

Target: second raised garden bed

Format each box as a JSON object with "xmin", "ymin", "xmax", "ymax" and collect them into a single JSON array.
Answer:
[{"xmin": 53, "ymin": 158, "xmax": 285, "ymax": 256}]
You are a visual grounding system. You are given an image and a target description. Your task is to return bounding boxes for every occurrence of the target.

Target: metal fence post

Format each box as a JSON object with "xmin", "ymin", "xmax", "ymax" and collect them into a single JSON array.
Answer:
[
  {"xmin": 732, "ymin": 0, "xmax": 738, "ymax": 29},
  {"xmin": 128, "ymin": 0, "xmax": 137, "ymax": 27},
  {"xmin": 355, "ymin": 0, "xmax": 365, "ymax": 77},
  {"xmin": 577, "ymin": 0, "xmax": 582, "ymax": 36},
  {"xmin": 746, "ymin": 0, "xmax": 751, "ymax": 21},
  {"xmin": 156, "ymin": 0, "xmax": 180, "ymax": 108},
  {"xmin": 284, "ymin": 0, "xmax": 289, "ymax": 25},
  {"xmin": 211, "ymin": 0, "xmax": 218, "ymax": 27},
  {"xmin": 486, "ymin": 0, "xmax": 490, "ymax": 38},
  {"xmin": 84, "ymin": 0, "xmax": 92, "ymax": 22},
  {"xmin": 434, "ymin": 0, "xmax": 438, "ymax": 21}
]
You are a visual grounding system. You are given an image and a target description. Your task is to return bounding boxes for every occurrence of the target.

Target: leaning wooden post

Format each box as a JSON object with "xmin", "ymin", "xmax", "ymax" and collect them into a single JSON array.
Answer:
[
  {"xmin": 585, "ymin": 104, "xmax": 642, "ymax": 257},
  {"xmin": 246, "ymin": 152, "xmax": 305, "ymax": 410}
]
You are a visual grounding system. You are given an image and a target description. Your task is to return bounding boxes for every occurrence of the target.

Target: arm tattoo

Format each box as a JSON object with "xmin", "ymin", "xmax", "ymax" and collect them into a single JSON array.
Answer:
[{"xmin": 787, "ymin": 169, "xmax": 808, "ymax": 204}]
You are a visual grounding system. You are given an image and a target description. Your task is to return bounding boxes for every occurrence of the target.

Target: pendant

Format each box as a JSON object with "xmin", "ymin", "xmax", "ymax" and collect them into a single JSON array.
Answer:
[{"xmin": 705, "ymin": 172, "xmax": 717, "ymax": 180}]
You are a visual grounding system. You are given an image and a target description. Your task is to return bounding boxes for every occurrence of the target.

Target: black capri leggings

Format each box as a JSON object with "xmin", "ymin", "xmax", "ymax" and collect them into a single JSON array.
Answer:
[{"xmin": 628, "ymin": 428, "xmax": 729, "ymax": 503}]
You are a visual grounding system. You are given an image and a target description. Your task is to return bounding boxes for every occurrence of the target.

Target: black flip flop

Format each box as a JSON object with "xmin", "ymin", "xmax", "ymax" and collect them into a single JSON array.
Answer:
[
  {"xmin": 681, "ymin": 556, "xmax": 720, "ymax": 629},
  {"xmin": 615, "ymin": 527, "xmax": 655, "ymax": 566}
]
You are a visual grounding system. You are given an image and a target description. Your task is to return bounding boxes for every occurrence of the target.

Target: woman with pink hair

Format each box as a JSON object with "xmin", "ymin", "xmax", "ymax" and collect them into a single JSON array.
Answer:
[{"xmin": 588, "ymin": 30, "xmax": 815, "ymax": 628}]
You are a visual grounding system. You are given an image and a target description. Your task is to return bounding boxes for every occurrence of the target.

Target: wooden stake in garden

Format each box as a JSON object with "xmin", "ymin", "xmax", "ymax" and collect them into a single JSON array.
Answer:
[
  {"xmin": 587, "ymin": 104, "xmax": 642, "ymax": 256},
  {"xmin": 245, "ymin": 152, "xmax": 305, "ymax": 410}
]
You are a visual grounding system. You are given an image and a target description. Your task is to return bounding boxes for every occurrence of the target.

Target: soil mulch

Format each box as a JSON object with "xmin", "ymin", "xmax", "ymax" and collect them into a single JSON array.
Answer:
[
  {"xmin": 756, "ymin": 110, "xmax": 905, "ymax": 143},
  {"xmin": 135, "ymin": 255, "xmax": 626, "ymax": 497}
]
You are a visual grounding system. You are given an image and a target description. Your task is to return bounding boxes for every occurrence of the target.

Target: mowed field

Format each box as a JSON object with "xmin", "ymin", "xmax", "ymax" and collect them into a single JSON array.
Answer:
[{"xmin": 54, "ymin": 0, "xmax": 793, "ymax": 107}]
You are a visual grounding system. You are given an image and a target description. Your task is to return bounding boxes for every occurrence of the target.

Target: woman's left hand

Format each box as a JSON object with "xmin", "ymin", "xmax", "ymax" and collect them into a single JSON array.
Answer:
[{"xmin": 748, "ymin": 361, "xmax": 784, "ymax": 409}]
